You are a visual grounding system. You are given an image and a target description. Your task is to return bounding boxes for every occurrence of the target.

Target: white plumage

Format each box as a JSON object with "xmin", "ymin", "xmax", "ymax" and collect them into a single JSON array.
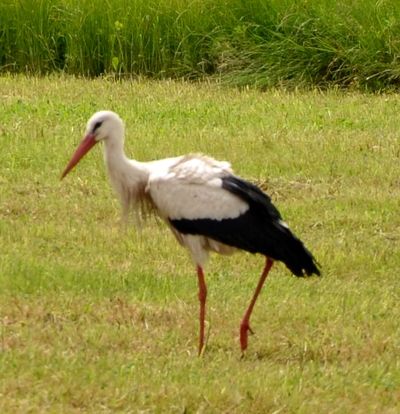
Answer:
[
  {"xmin": 148, "ymin": 155, "xmax": 249, "ymax": 221},
  {"xmin": 62, "ymin": 110, "xmax": 320, "ymax": 355}
]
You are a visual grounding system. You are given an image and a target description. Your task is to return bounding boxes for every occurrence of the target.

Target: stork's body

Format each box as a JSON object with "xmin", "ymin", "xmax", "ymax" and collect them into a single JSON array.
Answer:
[{"xmin": 62, "ymin": 111, "xmax": 320, "ymax": 354}]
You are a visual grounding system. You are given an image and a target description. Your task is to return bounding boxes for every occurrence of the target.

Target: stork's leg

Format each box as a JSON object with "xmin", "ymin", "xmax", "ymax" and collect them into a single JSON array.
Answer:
[
  {"xmin": 240, "ymin": 258, "xmax": 273, "ymax": 352},
  {"xmin": 197, "ymin": 265, "xmax": 207, "ymax": 356}
]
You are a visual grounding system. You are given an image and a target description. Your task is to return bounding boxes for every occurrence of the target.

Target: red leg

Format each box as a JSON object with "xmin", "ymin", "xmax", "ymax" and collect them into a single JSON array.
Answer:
[
  {"xmin": 197, "ymin": 265, "xmax": 207, "ymax": 356},
  {"xmin": 240, "ymin": 258, "xmax": 273, "ymax": 352}
]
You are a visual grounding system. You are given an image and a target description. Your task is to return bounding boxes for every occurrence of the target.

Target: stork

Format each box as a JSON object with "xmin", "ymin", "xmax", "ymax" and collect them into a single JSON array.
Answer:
[{"xmin": 61, "ymin": 110, "xmax": 320, "ymax": 355}]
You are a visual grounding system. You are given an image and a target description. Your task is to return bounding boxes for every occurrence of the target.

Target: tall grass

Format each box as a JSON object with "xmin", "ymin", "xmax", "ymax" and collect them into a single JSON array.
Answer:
[{"xmin": 1, "ymin": 0, "xmax": 400, "ymax": 88}]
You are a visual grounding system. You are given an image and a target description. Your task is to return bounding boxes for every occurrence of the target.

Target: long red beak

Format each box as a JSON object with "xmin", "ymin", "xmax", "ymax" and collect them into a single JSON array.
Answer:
[{"xmin": 61, "ymin": 133, "xmax": 97, "ymax": 179}]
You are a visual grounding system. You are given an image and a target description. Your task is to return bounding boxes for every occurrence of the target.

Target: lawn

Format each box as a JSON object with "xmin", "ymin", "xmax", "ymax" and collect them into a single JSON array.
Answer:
[{"xmin": 0, "ymin": 75, "xmax": 399, "ymax": 413}]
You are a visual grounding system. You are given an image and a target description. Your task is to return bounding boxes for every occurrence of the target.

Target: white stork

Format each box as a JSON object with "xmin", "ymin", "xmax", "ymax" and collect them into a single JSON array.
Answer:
[{"xmin": 61, "ymin": 110, "xmax": 320, "ymax": 355}]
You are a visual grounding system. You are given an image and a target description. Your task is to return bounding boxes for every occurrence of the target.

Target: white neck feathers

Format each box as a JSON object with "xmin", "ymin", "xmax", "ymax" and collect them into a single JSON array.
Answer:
[{"xmin": 102, "ymin": 136, "xmax": 150, "ymax": 220}]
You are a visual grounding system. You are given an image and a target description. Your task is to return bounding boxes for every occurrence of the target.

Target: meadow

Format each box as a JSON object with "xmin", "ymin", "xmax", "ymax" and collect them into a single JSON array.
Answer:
[
  {"xmin": 1, "ymin": 0, "xmax": 400, "ymax": 89},
  {"xmin": 0, "ymin": 75, "xmax": 399, "ymax": 412}
]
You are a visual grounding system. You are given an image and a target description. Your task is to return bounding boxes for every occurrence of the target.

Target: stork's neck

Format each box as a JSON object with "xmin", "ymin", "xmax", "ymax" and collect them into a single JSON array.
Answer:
[
  {"xmin": 102, "ymin": 135, "xmax": 149, "ymax": 209},
  {"xmin": 103, "ymin": 135, "xmax": 128, "ymax": 168},
  {"xmin": 103, "ymin": 135, "xmax": 148, "ymax": 177}
]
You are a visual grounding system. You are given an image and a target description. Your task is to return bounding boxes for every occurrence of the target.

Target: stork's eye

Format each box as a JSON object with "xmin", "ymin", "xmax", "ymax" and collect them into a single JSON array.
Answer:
[{"xmin": 93, "ymin": 121, "xmax": 103, "ymax": 132}]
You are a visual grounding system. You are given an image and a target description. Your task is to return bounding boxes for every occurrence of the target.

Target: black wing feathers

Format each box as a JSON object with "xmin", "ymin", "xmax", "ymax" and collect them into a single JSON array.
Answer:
[
  {"xmin": 170, "ymin": 175, "xmax": 320, "ymax": 277},
  {"xmin": 221, "ymin": 176, "xmax": 282, "ymax": 220}
]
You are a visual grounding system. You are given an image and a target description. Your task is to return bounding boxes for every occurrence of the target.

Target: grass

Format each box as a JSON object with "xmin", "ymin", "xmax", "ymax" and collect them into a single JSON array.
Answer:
[
  {"xmin": 0, "ymin": 75, "xmax": 399, "ymax": 412},
  {"xmin": 1, "ymin": 0, "xmax": 400, "ymax": 89}
]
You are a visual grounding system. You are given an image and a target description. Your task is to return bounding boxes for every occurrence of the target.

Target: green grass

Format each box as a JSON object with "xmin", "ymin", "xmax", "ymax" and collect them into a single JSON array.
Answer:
[
  {"xmin": 1, "ymin": 0, "xmax": 400, "ymax": 89},
  {"xmin": 0, "ymin": 75, "xmax": 399, "ymax": 412}
]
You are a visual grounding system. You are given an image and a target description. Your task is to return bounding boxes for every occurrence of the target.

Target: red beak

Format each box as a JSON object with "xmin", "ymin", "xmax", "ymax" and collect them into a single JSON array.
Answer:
[{"xmin": 61, "ymin": 133, "xmax": 97, "ymax": 179}]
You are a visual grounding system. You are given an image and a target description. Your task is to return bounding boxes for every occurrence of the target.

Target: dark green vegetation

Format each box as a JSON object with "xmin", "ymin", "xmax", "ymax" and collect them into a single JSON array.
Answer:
[
  {"xmin": 0, "ymin": 76, "xmax": 399, "ymax": 412},
  {"xmin": 1, "ymin": 0, "xmax": 400, "ymax": 89}
]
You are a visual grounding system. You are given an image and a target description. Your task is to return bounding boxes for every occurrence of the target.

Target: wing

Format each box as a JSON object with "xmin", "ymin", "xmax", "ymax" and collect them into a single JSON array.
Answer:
[
  {"xmin": 167, "ymin": 175, "xmax": 320, "ymax": 277},
  {"xmin": 147, "ymin": 154, "xmax": 249, "ymax": 221},
  {"xmin": 167, "ymin": 174, "xmax": 287, "ymax": 256},
  {"xmin": 148, "ymin": 155, "xmax": 320, "ymax": 276}
]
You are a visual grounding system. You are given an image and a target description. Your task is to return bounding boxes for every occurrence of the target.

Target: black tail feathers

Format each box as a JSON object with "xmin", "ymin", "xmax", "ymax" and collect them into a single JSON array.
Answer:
[
  {"xmin": 276, "ymin": 228, "xmax": 321, "ymax": 277},
  {"xmin": 220, "ymin": 175, "xmax": 320, "ymax": 277}
]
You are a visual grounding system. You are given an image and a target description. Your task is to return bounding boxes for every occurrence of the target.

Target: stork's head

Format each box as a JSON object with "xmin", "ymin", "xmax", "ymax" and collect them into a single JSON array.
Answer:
[{"xmin": 61, "ymin": 110, "xmax": 124, "ymax": 179}]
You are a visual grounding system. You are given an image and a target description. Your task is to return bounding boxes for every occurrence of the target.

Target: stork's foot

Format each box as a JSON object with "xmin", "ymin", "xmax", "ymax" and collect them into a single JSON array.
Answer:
[{"xmin": 240, "ymin": 321, "xmax": 255, "ymax": 352}]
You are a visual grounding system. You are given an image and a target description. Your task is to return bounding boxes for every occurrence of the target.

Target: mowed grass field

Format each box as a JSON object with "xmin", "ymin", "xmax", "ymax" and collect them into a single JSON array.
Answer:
[{"xmin": 0, "ymin": 76, "xmax": 399, "ymax": 412}]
